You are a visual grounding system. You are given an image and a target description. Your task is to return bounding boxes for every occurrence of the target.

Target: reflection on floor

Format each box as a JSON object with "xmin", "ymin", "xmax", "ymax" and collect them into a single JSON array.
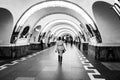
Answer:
[
  {"xmin": 0, "ymin": 44, "xmax": 120, "ymax": 80},
  {"xmin": 102, "ymin": 62, "xmax": 120, "ymax": 71}
]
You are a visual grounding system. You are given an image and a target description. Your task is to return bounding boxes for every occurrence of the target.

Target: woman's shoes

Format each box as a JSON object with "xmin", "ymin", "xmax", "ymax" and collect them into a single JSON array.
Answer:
[{"xmin": 58, "ymin": 56, "xmax": 62, "ymax": 65}]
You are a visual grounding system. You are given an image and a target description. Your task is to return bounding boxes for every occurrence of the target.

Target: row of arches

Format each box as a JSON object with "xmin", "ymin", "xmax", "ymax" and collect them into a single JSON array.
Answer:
[
  {"xmin": 0, "ymin": 0, "xmax": 119, "ymax": 45},
  {"xmin": 11, "ymin": 0, "xmax": 99, "ymax": 45}
]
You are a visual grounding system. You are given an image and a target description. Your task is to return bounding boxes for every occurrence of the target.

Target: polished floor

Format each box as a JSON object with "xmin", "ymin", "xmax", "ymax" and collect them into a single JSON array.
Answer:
[{"xmin": 0, "ymin": 44, "xmax": 120, "ymax": 80}]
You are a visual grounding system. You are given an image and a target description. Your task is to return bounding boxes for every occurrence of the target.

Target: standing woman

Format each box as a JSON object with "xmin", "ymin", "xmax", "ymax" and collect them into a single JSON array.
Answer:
[{"xmin": 55, "ymin": 37, "xmax": 66, "ymax": 64}]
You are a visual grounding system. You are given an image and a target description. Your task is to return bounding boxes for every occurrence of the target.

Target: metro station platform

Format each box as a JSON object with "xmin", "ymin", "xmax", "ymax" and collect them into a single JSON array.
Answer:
[{"xmin": 0, "ymin": 45, "xmax": 120, "ymax": 80}]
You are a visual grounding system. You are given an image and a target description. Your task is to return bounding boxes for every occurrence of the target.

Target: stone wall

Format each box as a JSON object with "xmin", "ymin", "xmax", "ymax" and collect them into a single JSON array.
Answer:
[
  {"xmin": 82, "ymin": 43, "xmax": 120, "ymax": 61},
  {"xmin": 0, "ymin": 44, "xmax": 29, "ymax": 59}
]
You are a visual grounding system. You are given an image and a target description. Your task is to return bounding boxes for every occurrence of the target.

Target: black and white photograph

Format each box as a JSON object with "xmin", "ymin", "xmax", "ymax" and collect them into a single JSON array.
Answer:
[{"xmin": 0, "ymin": 0, "xmax": 120, "ymax": 80}]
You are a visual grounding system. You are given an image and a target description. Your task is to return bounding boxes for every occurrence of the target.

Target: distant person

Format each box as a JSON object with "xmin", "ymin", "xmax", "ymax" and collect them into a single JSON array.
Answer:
[
  {"xmin": 70, "ymin": 40, "xmax": 73, "ymax": 47},
  {"xmin": 65, "ymin": 40, "xmax": 67, "ymax": 46},
  {"xmin": 40, "ymin": 40, "xmax": 43, "ymax": 50},
  {"xmin": 55, "ymin": 37, "xmax": 66, "ymax": 64}
]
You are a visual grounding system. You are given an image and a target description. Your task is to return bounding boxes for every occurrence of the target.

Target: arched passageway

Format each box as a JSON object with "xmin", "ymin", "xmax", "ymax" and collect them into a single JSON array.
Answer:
[
  {"xmin": 0, "ymin": 0, "xmax": 120, "ymax": 80},
  {"xmin": 0, "ymin": 8, "xmax": 13, "ymax": 45},
  {"xmin": 93, "ymin": 1, "xmax": 120, "ymax": 43},
  {"xmin": 11, "ymin": 0, "xmax": 101, "ymax": 44}
]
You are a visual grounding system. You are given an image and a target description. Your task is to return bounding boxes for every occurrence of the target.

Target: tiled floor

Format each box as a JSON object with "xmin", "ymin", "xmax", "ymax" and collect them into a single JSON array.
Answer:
[{"xmin": 0, "ymin": 44, "xmax": 120, "ymax": 80}]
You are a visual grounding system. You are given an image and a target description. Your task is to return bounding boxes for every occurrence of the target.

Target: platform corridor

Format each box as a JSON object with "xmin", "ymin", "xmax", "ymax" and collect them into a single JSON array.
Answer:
[{"xmin": 1, "ymin": 44, "xmax": 120, "ymax": 80}]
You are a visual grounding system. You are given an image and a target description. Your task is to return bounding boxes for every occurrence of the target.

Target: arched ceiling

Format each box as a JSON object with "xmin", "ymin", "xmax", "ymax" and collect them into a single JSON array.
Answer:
[
  {"xmin": 51, "ymin": 27, "xmax": 78, "ymax": 37},
  {"xmin": 46, "ymin": 23, "xmax": 79, "ymax": 35},
  {"xmin": 51, "ymin": 28, "xmax": 78, "ymax": 37},
  {"xmin": 41, "ymin": 19, "xmax": 82, "ymax": 34},
  {"xmin": 31, "ymin": 14, "xmax": 82, "ymax": 42},
  {"xmin": 11, "ymin": 0, "xmax": 102, "ymax": 44},
  {"xmin": 60, "ymin": 33, "xmax": 73, "ymax": 37},
  {"xmin": 54, "ymin": 29, "xmax": 77, "ymax": 38},
  {"xmin": 15, "ymin": 0, "xmax": 97, "ymax": 33},
  {"xmin": 93, "ymin": 1, "xmax": 120, "ymax": 43},
  {"xmin": 0, "ymin": 8, "xmax": 13, "ymax": 45},
  {"xmin": 35, "ymin": 14, "xmax": 80, "ymax": 30},
  {"xmin": 0, "ymin": 0, "xmax": 118, "ymax": 45}
]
